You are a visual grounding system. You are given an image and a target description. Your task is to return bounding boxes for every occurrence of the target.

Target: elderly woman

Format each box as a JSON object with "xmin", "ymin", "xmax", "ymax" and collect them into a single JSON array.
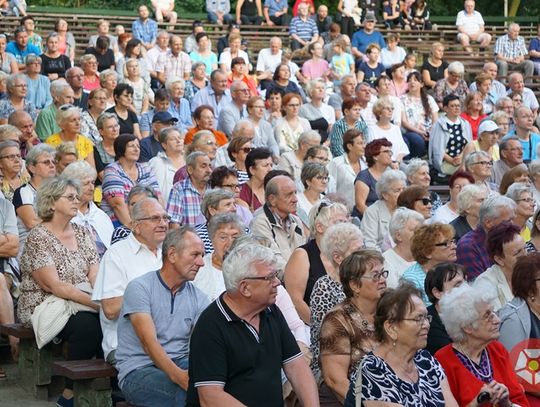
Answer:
[
  {"xmin": 433, "ymin": 61, "xmax": 469, "ymax": 108},
  {"xmin": 344, "ymin": 283, "xmax": 458, "ymax": 406},
  {"xmin": 284, "ymin": 200, "xmax": 350, "ymax": 325},
  {"xmin": 93, "ymin": 112, "xmax": 119, "ymax": 181},
  {"xmin": 297, "ymin": 162, "xmax": 328, "ymax": 225},
  {"xmin": 475, "ymin": 222, "xmax": 525, "ymax": 311},
  {"xmin": 184, "ymin": 62, "xmax": 208, "ymax": 104},
  {"xmin": 102, "ymin": 134, "xmax": 161, "ymax": 227},
  {"xmin": 0, "ymin": 140, "xmax": 28, "ymax": 201},
  {"xmin": 23, "ymin": 54, "xmax": 51, "ymax": 110},
  {"xmin": 299, "ymin": 79, "xmax": 335, "ymax": 142},
  {"xmin": 99, "ymin": 69, "xmax": 118, "ymax": 109},
  {"xmin": 329, "ymin": 98, "xmax": 368, "ymax": 158},
  {"xmin": 492, "ymin": 110, "xmax": 511, "ymax": 140},
  {"xmin": 17, "ymin": 176, "xmax": 102, "ymax": 407},
  {"xmin": 275, "ymin": 93, "xmax": 311, "ymax": 153},
  {"xmin": 354, "ymin": 138, "xmax": 394, "ymax": 218},
  {"xmin": 218, "ymin": 34, "xmax": 249, "ymax": 74},
  {"xmin": 149, "ymin": 127, "xmax": 185, "ymax": 203},
  {"xmin": 436, "ymin": 282, "xmax": 529, "ymax": 407},
  {"xmin": 461, "ymin": 119, "xmax": 501, "ymax": 168},
  {"xmin": 421, "ymin": 42, "xmax": 448, "ymax": 90},
  {"xmin": 193, "ymin": 213, "xmax": 245, "ymax": 302},
  {"xmin": 461, "ymin": 91, "xmax": 488, "ymax": 140},
  {"xmin": 463, "ymin": 150, "xmax": 497, "ymax": 193},
  {"xmin": 361, "ymin": 169, "xmax": 406, "ymax": 251},
  {"xmin": 80, "ymin": 54, "xmax": 100, "ymax": 92},
  {"xmin": 106, "ymin": 83, "xmax": 141, "ymax": 139},
  {"xmin": 405, "ymin": 158, "xmax": 442, "ymax": 213},
  {"xmin": 41, "ymin": 32, "xmax": 71, "ymax": 80},
  {"xmin": 80, "ymin": 88, "xmax": 109, "ymax": 144},
  {"xmin": 185, "ymin": 104, "xmax": 227, "ymax": 146},
  {"xmin": 310, "ymin": 222, "xmax": 365, "ymax": 381},
  {"xmin": 506, "ymin": 182, "xmax": 535, "ymax": 241},
  {"xmin": 0, "ymin": 73, "xmax": 37, "ymax": 124},
  {"xmin": 432, "ymin": 170, "xmax": 474, "ymax": 224},
  {"xmin": 165, "ymin": 77, "xmax": 192, "ymax": 133},
  {"xmin": 384, "ymin": 208, "xmax": 424, "ymax": 288},
  {"xmin": 62, "ymin": 161, "xmax": 114, "ymax": 259},
  {"xmin": 0, "ymin": 33, "xmax": 17, "ymax": 74},
  {"xmin": 239, "ymin": 147, "xmax": 273, "ymax": 211},
  {"xmin": 45, "ymin": 105, "xmax": 95, "ymax": 167},
  {"xmin": 425, "ymin": 263, "xmax": 465, "ymax": 355},
  {"xmin": 209, "ymin": 166, "xmax": 253, "ymax": 226},
  {"xmin": 368, "ymin": 97, "xmax": 409, "ymax": 164},
  {"xmin": 450, "ymin": 184, "xmax": 488, "ymax": 241},
  {"xmin": 278, "ymin": 130, "xmax": 321, "ymax": 193},
  {"xmin": 227, "ymin": 136, "xmax": 252, "ymax": 184},
  {"xmin": 402, "ymin": 223, "xmax": 457, "ymax": 304},
  {"xmin": 245, "ymin": 96, "xmax": 279, "ymax": 156},
  {"xmin": 319, "ymin": 250, "xmax": 386, "ymax": 405}
]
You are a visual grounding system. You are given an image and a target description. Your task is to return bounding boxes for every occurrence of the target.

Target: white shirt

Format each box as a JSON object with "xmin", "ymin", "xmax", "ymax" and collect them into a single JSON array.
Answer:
[
  {"xmin": 456, "ymin": 10, "xmax": 485, "ymax": 36},
  {"xmin": 430, "ymin": 203, "xmax": 458, "ymax": 224},
  {"xmin": 367, "ymin": 123, "xmax": 409, "ymax": 160},
  {"xmin": 383, "ymin": 248, "xmax": 415, "ymax": 289},
  {"xmin": 92, "ymin": 233, "xmax": 162, "ymax": 358},
  {"xmin": 256, "ymin": 48, "xmax": 282, "ymax": 74},
  {"xmin": 328, "ymin": 154, "xmax": 367, "ymax": 208},
  {"xmin": 193, "ymin": 253, "xmax": 226, "ymax": 302},
  {"xmin": 71, "ymin": 201, "xmax": 114, "ymax": 250},
  {"xmin": 149, "ymin": 151, "xmax": 179, "ymax": 203}
]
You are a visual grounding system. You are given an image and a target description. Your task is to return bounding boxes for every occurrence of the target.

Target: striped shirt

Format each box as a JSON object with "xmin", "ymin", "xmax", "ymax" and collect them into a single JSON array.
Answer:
[
  {"xmin": 329, "ymin": 117, "xmax": 368, "ymax": 157},
  {"xmin": 166, "ymin": 177, "xmax": 206, "ymax": 226},
  {"xmin": 289, "ymin": 17, "xmax": 319, "ymax": 41}
]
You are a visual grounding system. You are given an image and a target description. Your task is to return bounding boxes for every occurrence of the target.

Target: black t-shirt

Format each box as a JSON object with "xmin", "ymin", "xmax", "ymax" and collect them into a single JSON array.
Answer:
[
  {"xmin": 84, "ymin": 47, "xmax": 115, "ymax": 72},
  {"xmin": 421, "ymin": 60, "xmax": 449, "ymax": 87},
  {"xmin": 186, "ymin": 294, "xmax": 301, "ymax": 406},
  {"xmin": 105, "ymin": 107, "xmax": 138, "ymax": 135},
  {"xmin": 40, "ymin": 54, "xmax": 72, "ymax": 78}
]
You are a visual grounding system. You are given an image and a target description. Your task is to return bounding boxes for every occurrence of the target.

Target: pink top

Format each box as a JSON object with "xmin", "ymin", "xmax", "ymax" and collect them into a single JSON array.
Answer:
[
  {"xmin": 301, "ymin": 59, "xmax": 329, "ymax": 81},
  {"xmin": 83, "ymin": 75, "xmax": 101, "ymax": 92},
  {"xmin": 389, "ymin": 80, "xmax": 408, "ymax": 97}
]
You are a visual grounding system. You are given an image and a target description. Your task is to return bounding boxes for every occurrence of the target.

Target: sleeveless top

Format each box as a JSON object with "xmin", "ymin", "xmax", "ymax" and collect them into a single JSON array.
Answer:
[
  {"xmin": 301, "ymin": 239, "xmax": 327, "ymax": 306},
  {"xmin": 355, "ymin": 169, "xmax": 379, "ymax": 206}
]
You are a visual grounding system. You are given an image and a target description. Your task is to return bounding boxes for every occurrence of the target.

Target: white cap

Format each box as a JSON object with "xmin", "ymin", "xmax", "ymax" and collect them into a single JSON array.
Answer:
[{"xmin": 478, "ymin": 120, "xmax": 500, "ymax": 134}]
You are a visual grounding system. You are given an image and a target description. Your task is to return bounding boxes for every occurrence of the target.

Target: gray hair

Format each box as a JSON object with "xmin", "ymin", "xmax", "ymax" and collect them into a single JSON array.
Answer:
[
  {"xmin": 388, "ymin": 207, "xmax": 424, "ymax": 241},
  {"xmin": 50, "ymin": 79, "xmax": 71, "ymax": 99},
  {"xmin": 96, "ymin": 112, "xmax": 118, "ymax": 130},
  {"xmin": 0, "ymin": 71, "xmax": 8, "ymax": 84},
  {"xmin": 201, "ymin": 188, "xmax": 235, "ymax": 220},
  {"xmin": 298, "ymin": 130, "xmax": 321, "ymax": 148},
  {"xmin": 464, "ymin": 150, "xmax": 490, "ymax": 171},
  {"xmin": 36, "ymin": 176, "xmax": 81, "ymax": 222},
  {"xmin": 306, "ymin": 78, "xmax": 325, "ymax": 96},
  {"xmin": 439, "ymin": 281, "xmax": 497, "ymax": 342},
  {"xmin": 491, "ymin": 110, "xmax": 510, "ymax": 124},
  {"xmin": 0, "ymin": 140, "xmax": 19, "ymax": 156},
  {"xmin": 127, "ymin": 184, "xmax": 158, "ymax": 205},
  {"xmin": 165, "ymin": 76, "xmax": 185, "ymax": 92},
  {"xmin": 79, "ymin": 54, "xmax": 97, "ymax": 66},
  {"xmin": 231, "ymin": 119, "xmax": 255, "ymax": 139},
  {"xmin": 6, "ymin": 73, "xmax": 26, "ymax": 92},
  {"xmin": 25, "ymin": 54, "xmax": 42, "ymax": 65},
  {"xmin": 62, "ymin": 160, "xmax": 97, "ymax": 181},
  {"xmin": 191, "ymin": 61, "xmax": 206, "ymax": 74},
  {"xmin": 457, "ymin": 184, "xmax": 487, "ymax": 215},
  {"xmin": 222, "ymin": 243, "xmax": 277, "ymax": 291},
  {"xmin": 99, "ymin": 69, "xmax": 118, "ymax": 86},
  {"xmin": 162, "ymin": 226, "xmax": 197, "ymax": 262},
  {"xmin": 207, "ymin": 212, "xmax": 244, "ymax": 240},
  {"xmin": 495, "ymin": 96, "xmax": 512, "ymax": 111},
  {"xmin": 56, "ymin": 105, "xmax": 82, "ymax": 125},
  {"xmin": 479, "ymin": 194, "xmax": 517, "ymax": 225},
  {"xmin": 499, "ymin": 136, "xmax": 520, "ymax": 152},
  {"xmin": 506, "ymin": 182, "xmax": 532, "ymax": 202},
  {"xmin": 300, "ymin": 162, "xmax": 328, "ymax": 189},
  {"xmin": 186, "ymin": 151, "xmax": 207, "ymax": 169},
  {"xmin": 404, "ymin": 158, "xmax": 429, "ymax": 180},
  {"xmin": 158, "ymin": 127, "xmax": 183, "ymax": 144},
  {"xmin": 376, "ymin": 169, "xmax": 406, "ymax": 199},
  {"xmin": 131, "ymin": 197, "xmax": 161, "ymax": 223},
  {"xmin": 26, "ymin": 144, "xmax": 56, "ymax": 166},
  {"xmin": 448, "ymin": 61, "xmax": 465, "ymax": 75},
  {"xmin": 0, "ymin": 125, "xmax": 21, "ymax": 142},
  {"xmin": 320, "ymin": 223, "xmax": 363, "ymax": 265},
  {"xmin": 529, "ymin": 160, "xmax": 540, "ymax": 177},
  {"xmin": 308, "ymin": 200, "xmax": 349, "ymax": 236}
]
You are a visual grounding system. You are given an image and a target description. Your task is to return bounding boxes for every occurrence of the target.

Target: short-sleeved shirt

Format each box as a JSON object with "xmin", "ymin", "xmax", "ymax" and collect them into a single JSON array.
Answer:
[
  {"xmin": 289, "ymin": 16, "xmax": 319, "ymax": 41},
  {"xmin": 45, "ymin": 133, "xmax": 94, "ymax": 160},
  {"xmin": 456, "ymin": 10, "xmax": 485, "ymax": 36},
  {"xmin": 185, "ymin": 293, "xmax": 302, "ymax": 406},
  {"xmin": 166, "ymin": 177, "xmax": 206, "ymax": 226},
  {"xmin": 5, "ymin": 42, "xmax": 40, "ymax": 65},
  {"xmin": 421, "ymin": 60, "xmax": 449, "ymax": 85},
  {"xmin": 264, "ymin": 0, "xmax": 288, "ymax": 16},
  {"xmin": 494, "ymin": 34, "xmax": 529, "ymax": 60},
  {"xmin": 189, "ymin": 52, "xmax": 218, "ymax": 76},
  {"xmin": 116, "ymin": 270, "xmax": 209, "ymax": 385},
  {"xmin": 351, "ymin": 30, "xmax": 386, "ymax": 54},
  {"xmin": 105, "ymin": 107, "xmax": 139, "ymax": 136},
  {"xmin": 356, "ymin": 61, "xmax": 385, "ymax": 87}
]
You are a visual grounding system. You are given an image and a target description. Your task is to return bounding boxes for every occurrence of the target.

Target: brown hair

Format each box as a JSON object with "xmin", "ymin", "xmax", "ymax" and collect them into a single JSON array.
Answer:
[
  {"xmin": 411, "ymin": 223, "xmax": 455, "ymax": 265},
  {"xmin": 512, "ymin": 253, "xmax": 540, "ymax": 299},
  {"xmin": 499, "ymin": 163, "xmax": 528, "ymax": 195}
]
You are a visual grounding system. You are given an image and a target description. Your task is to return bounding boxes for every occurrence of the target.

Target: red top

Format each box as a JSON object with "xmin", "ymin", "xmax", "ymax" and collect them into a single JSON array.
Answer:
[
  {"xmin": 460, "ymin": 112, "xmax": 488, "ymax": 140},
  {"xmin": 239, "ymin": 182, "xmax": 262, "ymax": 212},
  {"xmin": 435, "ymin": 341, "xmax": 529, "ymax": 407}
]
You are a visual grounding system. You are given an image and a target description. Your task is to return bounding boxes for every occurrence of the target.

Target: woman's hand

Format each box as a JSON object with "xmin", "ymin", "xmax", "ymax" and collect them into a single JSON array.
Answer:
[{"xmin": 486, "ymin": 381, "xmax": 511, "ymax": 407}]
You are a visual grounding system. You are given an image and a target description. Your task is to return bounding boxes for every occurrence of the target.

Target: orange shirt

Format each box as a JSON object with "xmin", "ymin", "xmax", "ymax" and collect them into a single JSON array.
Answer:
[
  {"xmin": 227, "ymin": 74, "xmax": 259, "ymax": 97},
  {"xmin": 184, "ymin": 127, "xmax": 228, "ymax": 146}
]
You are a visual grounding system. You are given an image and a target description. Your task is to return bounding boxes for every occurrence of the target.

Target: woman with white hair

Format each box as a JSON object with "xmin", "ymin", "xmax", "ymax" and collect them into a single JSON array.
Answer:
[
  {"xmin": 435, "ymin": 282, "xmax": 529, "ymax": 407},
  {"xmin": 80, "ymin": 89, "xmax": 109, "ymax": 145},
  {"xmin": 405, "ymin": 158, "xmax": 442, "ymax": 214},
  {"xmin": 23, "ymin": 54, "xmax": 51, "ymax": 110},
  {"xmin": 299, "ymin": 79, "xmax": 335, "ymax": 142},
  {"xmin": 361, "ymin": 169, "xmax": 406, "ymax": 251},
  {"xmin": 166, "ymin": 77, "xmax": 192, "ymax": 132},
  {"xmin": 383, "ymin": 208, "xmax": 424, "ymax": 288},
  {"xmin": 99, "ymin": 69, "xmax": 118, "ymax": 109},
  {"xmin": 80, "ymin": 54, "xmax": 100, "ymax": 92},
  {"xmin": 284, "ymin": 200, "xmax": 350, "ymax": 325},
  {"xmin": 62, "ymin": 160, "xmax": 114, "ymax": 259},
  {"xmin": 309, "ymin": 222, "xmax": 364, "ymax": 382},
  {"xmin": 506, "ymin": 182, "xmax": 535, "ymax": 241},
  {"xmin": 433, "ymin": 61, "xmax": 469, "ymax": 108},
  {"xmin": 450, "ymin": 183, "xmax": 488, "ymax": 242},
  {"xmin": 0, "ymin": 73, "xmax": 38, "ymax": 125},
  {"xmin": 45, "ymin": 105, "xmax": 95, "ymax": 167}
]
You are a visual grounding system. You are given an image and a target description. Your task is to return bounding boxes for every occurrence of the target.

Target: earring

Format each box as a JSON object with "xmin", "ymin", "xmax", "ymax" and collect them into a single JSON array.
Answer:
[{"xmin": 531, "ymin": 295, "xmax": 536, "ymax": 302}]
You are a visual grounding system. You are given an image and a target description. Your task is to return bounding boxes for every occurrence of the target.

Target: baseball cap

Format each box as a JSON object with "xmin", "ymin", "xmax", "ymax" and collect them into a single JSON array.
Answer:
[
  {"xmin": 152, "ymin": 111, "xmax": 178, "ymax": 124},
  {"xmin": 478, "ymin": 120, "xmax": 500, "ymax": 134},
  {"xmin": 364, "ymin": 12, "xmax": 376, "ymax": 22}
]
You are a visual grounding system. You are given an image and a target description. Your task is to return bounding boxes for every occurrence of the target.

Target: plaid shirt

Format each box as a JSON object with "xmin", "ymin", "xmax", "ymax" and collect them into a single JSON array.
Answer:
[
  {"xmin": 456, "ymin": 226, "xmax": 492, "ymax": 281},
  {"xmin": 155, "ymin": 51, "xmax": 191, "ymax": 79},
  {"xmin": 494, "ymin": 34, "xmax": 529, "ymax": 59},
  {"xmin": 166, "ymin": 177, "xmax": 206, "ymax": 226},
  {"xmin": 131, "ymin": 18, "xmax": 158, "ymax": 45}
]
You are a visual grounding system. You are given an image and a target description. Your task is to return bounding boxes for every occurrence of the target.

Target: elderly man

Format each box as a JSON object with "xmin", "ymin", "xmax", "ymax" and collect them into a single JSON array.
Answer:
[
  {"xmin": 116, "ymin": 226, "xmax": 208, "ymax": 406},
  {"xmin": 7, "ymin": 110, "xmax": 39, "ymax": 158},
  {"xmin": 456, "ymin": 0, "xmax": 491, "ymax": 53},
  {"xmin": 457, "ymin": 195, "xmax": 516, "ymax": 281},
  {"xmin": 256, "ymin": 37, "xmax": 282, "ymax": 86},
  {"xmin": 313, "ymin": 5, "xmax": 332, "ymax": 35},
  {"xmin": 504, "ymin": 105, "xmax": 540, "ymax": 163},
  {"xmin": 167, "ymin": 151, "xmax": 212, "ymax": 227},
  {"xmin": 469, "ymin": 62, "xmax": 507, "ymax": 102},
  {"xmin": 263, "ymin": 0, "xmax": 291, "ymax": 26},
  {"xmin": 464, "ymin": 151, "xmax": 497, "ymax": 192},
  {"xmin": 490, "ymin": 137, "xmax": 523, "ymax": 186},
  {"xmin": 146, "ymin": 30, "xmax": 170, "ymax": 85},
  {"xmin": 328, "ymin": 74, "xmax": 357, "ymax": 120},
  {"xmin": 289, "ymin": 2, "xmax": 319, "ymax": 51},
  {"xmin": 35, "ymin": 80, "xmax": 74, "ymax": 141},
  {"xmin": 351, "ymin": 12, "xmax": 385, "ymax": 59},
  {"xmin": 155, "ymin": 35, "xmax": 191, "ymax": 83},
  {"xmin": 186, "ymin": 243, "xmax": 318, "ymax": 406},
  {"xmin": 65, "ymin": 67, "xmax": 88, "ymax": 110},
  {"xmin": 494, "ymin": 23, "xmax": 535, "ymax": 79},
  {"xmin": 132, "ymin": 5, "xmax": 158, "ymax": 50},
  {"xmin": 191, "ymin": 69, "xmax": 232, "ymax": 117},
  {"xmin": 507, "ymin": 72, "xmax": 539, "ymax": 116},
  {"xmin": 250, "ymin": 175, "xmax": 306, "ymax": 266},
  {"xmin": 92, "ymin": 198, "xmax": 166, "ymax": 365},
  {"xmin": 139, "ymin": 111, "xmax": 179, "ymax": 163},
  {"xmin": 6, "ymin": 27, "xmax": 40, "ymax": 71},
  {"xmin": 217, "ymin": 80, "xmax": 249, "ymax": 138}
]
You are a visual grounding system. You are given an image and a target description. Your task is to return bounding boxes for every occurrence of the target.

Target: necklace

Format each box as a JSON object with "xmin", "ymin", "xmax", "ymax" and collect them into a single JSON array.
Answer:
[{"xmin": 455, "ymin": 344, "xmax": 492, "ymax": 381}]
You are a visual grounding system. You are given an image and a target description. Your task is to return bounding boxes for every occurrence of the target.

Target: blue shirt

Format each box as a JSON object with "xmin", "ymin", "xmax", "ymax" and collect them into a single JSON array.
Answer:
[
  {"xmin": 131, "ymin": 18, "xmax": 158, "ymax": 45},
  {"xmin": 190, "ymin": 85, "xmax": 232, "ymax": 117},
  {"xmin": 25, "ymin": 75, "xmax": 51, "ymax": 110},
  {"xmin": 351, "ymin": 30, "xmax": 385, "ymax": 54},
  {"xmin": 402, "ymin": 262, "xmax": 431, "ymax": 305},
  {"xmin": 168, "ymin": 98, "xmax": 193, "ymax": 133},
  {"xmin": 503, "ymin": 131, "xmax": 540, "ymax": 162},
  {"xmin": 6, "ymin": 42, "xmax": 40, "ymax": 64},
  {"xmin": 264, "ymin": 0, "xmax": 287, "ymax": 16},
  {"xmin": 289, "ymin": 17, "xmax": 318, "ymax": 41}
]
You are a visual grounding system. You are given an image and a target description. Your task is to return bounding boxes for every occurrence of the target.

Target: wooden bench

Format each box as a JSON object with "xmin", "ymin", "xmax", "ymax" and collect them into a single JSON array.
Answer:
[
  {"xmin": 52, "ymin": 359, "xmax": 118, "ymax": 407},
  {"xmin": 0, "ymin": 323, "xmax": 52, "ymax": 399}
]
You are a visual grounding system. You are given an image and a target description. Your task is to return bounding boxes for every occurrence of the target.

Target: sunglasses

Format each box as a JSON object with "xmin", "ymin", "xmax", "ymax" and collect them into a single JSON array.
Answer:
[
  {"xmin": 416, "ymin": 198, "xmax": 432, "ymax": 205},
  {"xmin": 240, "ymin": 147, "xmax": 253, "ymax": 153}
]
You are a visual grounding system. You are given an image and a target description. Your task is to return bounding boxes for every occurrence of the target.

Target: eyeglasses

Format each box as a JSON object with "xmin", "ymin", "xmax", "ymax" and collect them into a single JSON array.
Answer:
[
  {"xmin": 0, "ymin": 154, "xmax": 21, "ymax": 161},
  {"xmin": 360, "ymin": 270, "xmax": 389, "ymax": 282},
  {"xmin": 480, "ymin": 309, "xmax": 498, "ymax": 323},
  {"xmin": 240, "ymin": 147, "xmax": 253, "ymax": 153},
  {"xmin": 315, "ymin": 175, "xmax": 329, "ymax": 182},
  {"xmin": 517, "ymin": 197, "xmax": 535, "ymax": 203},
  {"xmin": 136, "ymin": 215, "xmax": 171, "ymax": 224},
  {"xmin": 243, "ymin": 270, "xmax": 280, "ymax": 282},
  {"xmin": 434, "ymin": 239, "xmax": 456, "ymax": 248},
  {"xmin": 59, "ymin": 194, "xmax": 80, "ymax": 202},
  {"xmin": 403, "ymin": 314, "xmax": 432, "ymax": 325},
  {"xmin": 472, "ymin": 160, "xmax": 493, "ymax": 166},
  {"xmin": 222, "ymin": 183, "xmax": 240, "ymax": 190},
  {"xmin": 416, "ymin": 197, "xmax": 432, "ymax": 205},
  {"xmin": 378, "ymin": 149, "xmax": 393, "ymax": 155},
  {"xmin": 36, "ymin": 159, "xmax": 57, "ymax": 166}
]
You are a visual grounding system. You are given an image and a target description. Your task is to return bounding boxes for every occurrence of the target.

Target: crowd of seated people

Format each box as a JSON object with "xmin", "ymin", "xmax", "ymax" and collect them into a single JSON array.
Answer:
[{"xmin": 1, "ymin": 2, "xmax": 540, "ymax": 406}]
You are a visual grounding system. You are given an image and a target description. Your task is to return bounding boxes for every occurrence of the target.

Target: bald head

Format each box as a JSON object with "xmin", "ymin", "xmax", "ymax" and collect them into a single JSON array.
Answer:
[{"xmin": 8, "ymin": 110, "xmax": 33, "ymax": 142}]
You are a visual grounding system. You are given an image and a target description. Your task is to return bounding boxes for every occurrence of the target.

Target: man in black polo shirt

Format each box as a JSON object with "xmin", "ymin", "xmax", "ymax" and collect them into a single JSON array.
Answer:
[{"xmin": 186, "ymin": 243, "xmax": 319, "ymax": 406}]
